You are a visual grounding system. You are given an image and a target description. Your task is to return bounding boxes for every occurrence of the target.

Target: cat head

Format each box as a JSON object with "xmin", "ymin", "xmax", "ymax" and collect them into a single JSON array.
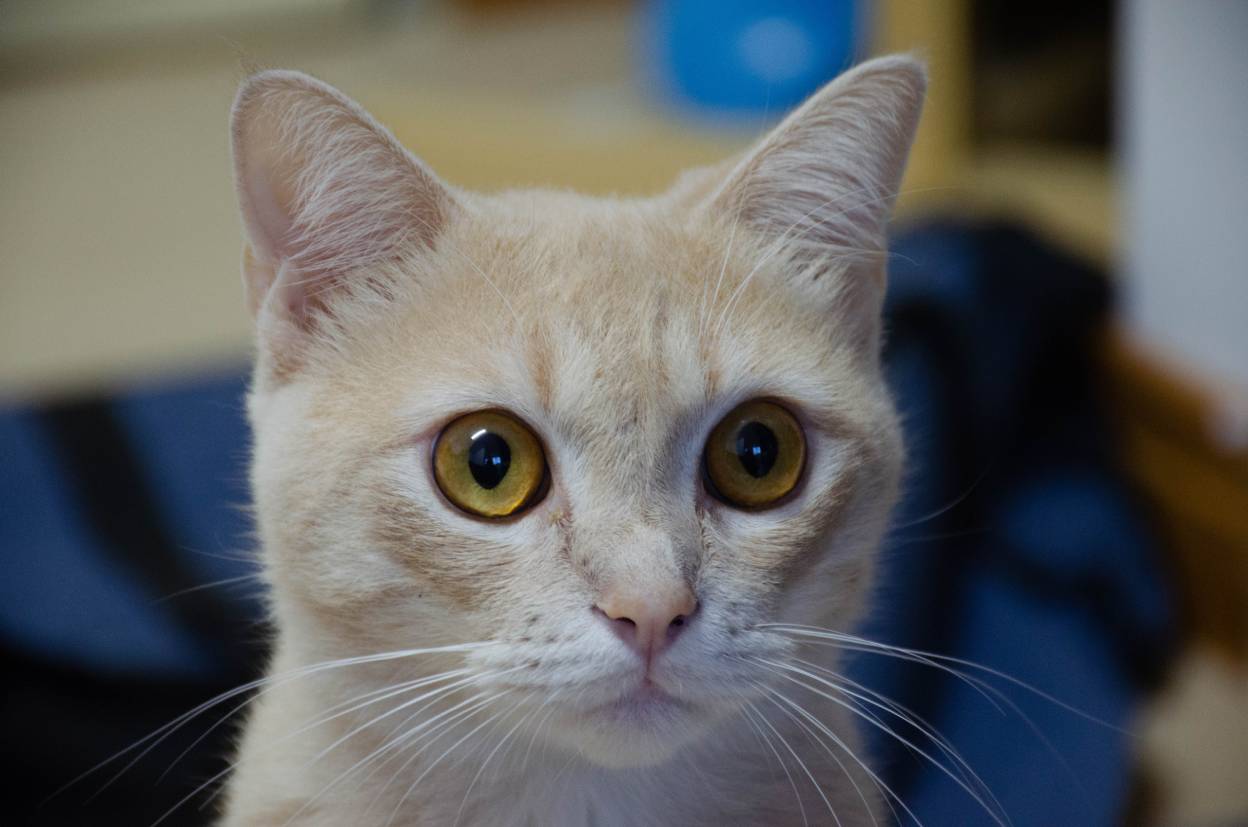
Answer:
[{"xmin": 233, "ymin": 56, "xmax": 923, "ymax": 768}]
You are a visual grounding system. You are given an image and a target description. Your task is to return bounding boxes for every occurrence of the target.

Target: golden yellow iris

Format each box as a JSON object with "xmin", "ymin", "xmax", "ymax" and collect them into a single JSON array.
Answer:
[
  {"xmin": 704, "ymin": 400, "xmax": 805, "ymax": 509},
  {"xmin": 433, "ymin": 410, "xmax": 547, "ymax": 518}
]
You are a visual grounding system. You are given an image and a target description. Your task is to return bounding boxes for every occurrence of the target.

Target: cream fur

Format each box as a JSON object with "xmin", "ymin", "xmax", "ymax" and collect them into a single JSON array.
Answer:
[{"xmin": 224, "ymin": 55, "xmax": 925, "ymax": 826}]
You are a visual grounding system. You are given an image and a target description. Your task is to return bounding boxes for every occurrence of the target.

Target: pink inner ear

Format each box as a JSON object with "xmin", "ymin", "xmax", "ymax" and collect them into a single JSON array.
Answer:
[
  {"xmin": 238, "ymin": 142, "xmax": 301, "ymax": 270},
  {"xmin": 275, "ymin": 260, "xmax": 325, "ymax": 327},
  {"xmin": 238, "ymin": 146, "xmax": 324, "ymax": 324}
]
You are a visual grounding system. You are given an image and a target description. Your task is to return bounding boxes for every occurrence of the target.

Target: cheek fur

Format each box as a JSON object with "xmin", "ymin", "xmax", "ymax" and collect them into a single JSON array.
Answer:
[
  {"xmin": 711, "ymin": 463, "xmax": 859, "ymax": 581},
  {"xmin": 369, "ymin": 488, "xmax": 523, "ymax": 612}
]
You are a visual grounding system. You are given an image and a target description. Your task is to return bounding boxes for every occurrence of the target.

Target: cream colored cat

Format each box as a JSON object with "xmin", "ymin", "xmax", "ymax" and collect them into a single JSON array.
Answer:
[{"xmin": 224, "ymin": 55, "xmax": 925, "ymax": 826}]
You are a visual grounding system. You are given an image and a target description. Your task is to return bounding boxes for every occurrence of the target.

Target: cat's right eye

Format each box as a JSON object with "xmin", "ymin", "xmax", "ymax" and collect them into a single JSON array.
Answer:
[{"xmin": 433, "ymin": 410, "xmax": 548, "ymax": 519}]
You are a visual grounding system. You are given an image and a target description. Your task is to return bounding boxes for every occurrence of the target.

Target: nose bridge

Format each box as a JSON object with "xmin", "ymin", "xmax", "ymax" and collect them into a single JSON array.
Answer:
[
  {"xmin": 579, "ymin": 512, "xmax": 695, "ymax": 593},
  {"xmin": 564, "ymin": 367, "xmax": 699, "ymax": 592}
]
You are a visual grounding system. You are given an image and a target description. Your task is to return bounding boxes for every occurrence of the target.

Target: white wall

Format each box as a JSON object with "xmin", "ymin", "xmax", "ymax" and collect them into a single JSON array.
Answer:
[{"xmin": 1121, "ymin": 0, "xmax": 1248, "ymax": 401}]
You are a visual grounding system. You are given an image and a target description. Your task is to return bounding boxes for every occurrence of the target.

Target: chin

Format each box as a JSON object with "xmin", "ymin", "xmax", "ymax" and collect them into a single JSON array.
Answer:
[{"xmin": 552, "ymin": 686, "xmax": 717, "ymax": 769}]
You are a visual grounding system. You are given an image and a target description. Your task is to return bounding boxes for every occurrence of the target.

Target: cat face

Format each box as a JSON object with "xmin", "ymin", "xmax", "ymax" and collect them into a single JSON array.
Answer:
[{"xmin": 234, "ymin": 58, "xmax": 923, "ymax": 768}]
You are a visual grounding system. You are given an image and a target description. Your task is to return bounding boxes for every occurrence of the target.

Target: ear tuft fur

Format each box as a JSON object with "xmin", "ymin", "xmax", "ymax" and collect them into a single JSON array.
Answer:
[{"xmin": 712, "ymin": 55, "xmax": 927, "ymax": 263}]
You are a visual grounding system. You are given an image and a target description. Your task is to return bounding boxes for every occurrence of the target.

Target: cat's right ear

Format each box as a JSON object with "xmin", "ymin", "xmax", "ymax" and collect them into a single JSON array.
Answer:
[
  {"xmin": 231, "ymin": 71, "xmax": 455, "ymax": 356},
  {"xmin": 701, "ymin": 56, "xmax": 925, "ymax": 352}
]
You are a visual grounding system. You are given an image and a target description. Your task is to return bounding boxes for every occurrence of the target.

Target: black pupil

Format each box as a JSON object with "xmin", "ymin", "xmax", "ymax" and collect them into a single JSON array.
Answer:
[
  {"xmin": 735, "ymin": 421, "xmax": 778, "ymax": 478},
  {"xmin": 468, "ymin": 431, "xmax": 510, "ymax": 489}
]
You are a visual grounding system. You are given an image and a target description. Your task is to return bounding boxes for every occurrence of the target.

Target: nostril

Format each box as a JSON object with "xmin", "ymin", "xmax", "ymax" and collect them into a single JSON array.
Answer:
[
  {"xmin": 592, "ymin": 605, "xmax": 637, "ymax": 631},
  {"xmin": 669, "ymin": 599, "xmax": 698, "ymax": 631}
]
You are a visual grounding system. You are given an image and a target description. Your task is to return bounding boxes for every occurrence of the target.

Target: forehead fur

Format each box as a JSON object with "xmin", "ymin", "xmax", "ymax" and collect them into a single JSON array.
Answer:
[{"xmin": 293, "ymin": 188, "xmax": 882, "ymax": 428}]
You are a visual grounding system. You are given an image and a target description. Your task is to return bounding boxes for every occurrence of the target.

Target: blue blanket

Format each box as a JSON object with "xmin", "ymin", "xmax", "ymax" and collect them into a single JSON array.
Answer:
[{"xmin": 2, "ymin": 221, "xmax": 1173, "ymax": 825}]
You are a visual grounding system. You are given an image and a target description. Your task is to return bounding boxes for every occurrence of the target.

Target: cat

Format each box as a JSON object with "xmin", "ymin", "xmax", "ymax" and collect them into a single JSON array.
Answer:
[{"xmin": 222, "ymin": 54, "xmax": 925, "ymax": 826}]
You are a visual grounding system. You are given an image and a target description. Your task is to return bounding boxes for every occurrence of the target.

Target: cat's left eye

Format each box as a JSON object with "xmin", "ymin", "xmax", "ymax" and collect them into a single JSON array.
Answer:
[
  {"xmin": 433, "ymin": 410, "xmax": 548, "ymax": 519},
  {"xmin": 703, "ymin": 400, "xmax": 806, "ymax": 509}
]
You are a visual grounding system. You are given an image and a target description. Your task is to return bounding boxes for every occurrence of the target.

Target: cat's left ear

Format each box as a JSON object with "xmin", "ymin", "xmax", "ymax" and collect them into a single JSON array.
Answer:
[
  {"xmin": 708, "ymin": 54, "xmax": 925, "ymax": 315},
  {"xmin": 231, "ymin": 70, "xmax": 456, "ymax": 326}
]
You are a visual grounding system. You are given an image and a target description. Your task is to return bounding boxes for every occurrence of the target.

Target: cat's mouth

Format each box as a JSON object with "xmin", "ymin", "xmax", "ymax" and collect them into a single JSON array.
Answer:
[
  {"xmin": 586, "ymin": 677, "xmax": 688, "ymax": 720},
  {"xmin": 556, "ymin": 676, "xmax": 706, "ymax": 768}
]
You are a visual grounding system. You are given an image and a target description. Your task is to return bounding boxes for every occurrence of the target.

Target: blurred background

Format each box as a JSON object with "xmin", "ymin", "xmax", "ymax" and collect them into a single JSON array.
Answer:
[{"xmin": 2, "ymin": 0, "xmax": 1246, "ymax": 825}]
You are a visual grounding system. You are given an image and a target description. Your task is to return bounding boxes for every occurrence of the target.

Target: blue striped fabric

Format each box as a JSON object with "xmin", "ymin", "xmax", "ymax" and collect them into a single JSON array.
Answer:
[{"xmin": 3, "ymin": 222, "xmax": 1174, "ymax": 825}]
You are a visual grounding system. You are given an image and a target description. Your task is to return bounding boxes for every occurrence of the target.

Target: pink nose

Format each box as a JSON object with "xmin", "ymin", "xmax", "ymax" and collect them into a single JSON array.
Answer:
[{"xmin": 595, "ymin": 586, "xmax": 698, "ymax": 663}]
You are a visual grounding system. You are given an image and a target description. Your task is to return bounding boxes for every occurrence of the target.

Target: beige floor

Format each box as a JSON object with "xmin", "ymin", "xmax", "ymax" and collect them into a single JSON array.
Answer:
[{"xmin": 3, "ymin": 3, "xmax": 1245, "ymax": 824}]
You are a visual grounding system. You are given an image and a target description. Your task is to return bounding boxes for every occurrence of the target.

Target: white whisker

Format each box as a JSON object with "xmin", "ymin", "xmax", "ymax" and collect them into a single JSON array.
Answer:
[
  {"xmin": 64, "ymin": 642, "xmax": 491, "ymax": 809},
  {"xmin": 762, "ymin": 626, "xmax": 1009, "ymax": 713},
  {"xmin": 888, "ymin": 469, "xmax": 991, "ymax": 533},
  {"xmin": 755, "ymin": 658, "xmax": 1007, "ymax": 826},
  {"xmin": 451, "ymin": 697, "xmax": 543, "ymax": 826},
  {"xmin": 757, "ymin": 680, "xmax": 922, "ymax": 827},
  {"xmin": 765, "ymin": 624, "xmax": 1122, "ymax": 730},
  {"xmin": 738, "ymin": 703, "xmax": 808, "ymax": 823},
  {"xmin": 175, "ymin": 675, "xmax": 487, "ymax": 826},
  {"xmin": 700, "ymin": 203, "xmax": 742, "ymax": 342},
  {"xmin": 386, "ymin": 693, "xmax": 517, "ymax": 826},
  {"xmin": 178, "ymin": 671, "xmax": 463, "ymax": 793},
  {"xmin": 134, "ymin": 646, "xmax": 492, "ymax": 825},
  {"xmin": 151, "ymin": 573, "xmax": 264, "ymax": 604},
  {"xmin": 358, "ymin": 691, "xmax": 502, "ymax": 819},
  {"xmin": 517, "ymin": 691, "xmax": 564, "ymax": 777},
  {"xmin": 788, "ymin": 656, "xmax": 994, "ymax": 802},
  {"xmin": 306, "ymin": 665, "xmax": 523, "ymax": 819},
  {"xmin": 753, "ymin": 682, "xmax": 879, "ymax": 827}
]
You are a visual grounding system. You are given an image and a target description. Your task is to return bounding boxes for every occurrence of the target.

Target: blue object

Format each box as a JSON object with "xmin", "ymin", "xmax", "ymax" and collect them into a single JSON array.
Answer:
[
  {"xmin": 641, "ymin": 0, "xmax": 863, "ymax": 119},
  {"xmin": 847, "ymin": 221, "xmax": 1174, "ymax": 824},
  {"xmin": 2, "ymin": 221, "xmax": 1174, "ymax": 825}
]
